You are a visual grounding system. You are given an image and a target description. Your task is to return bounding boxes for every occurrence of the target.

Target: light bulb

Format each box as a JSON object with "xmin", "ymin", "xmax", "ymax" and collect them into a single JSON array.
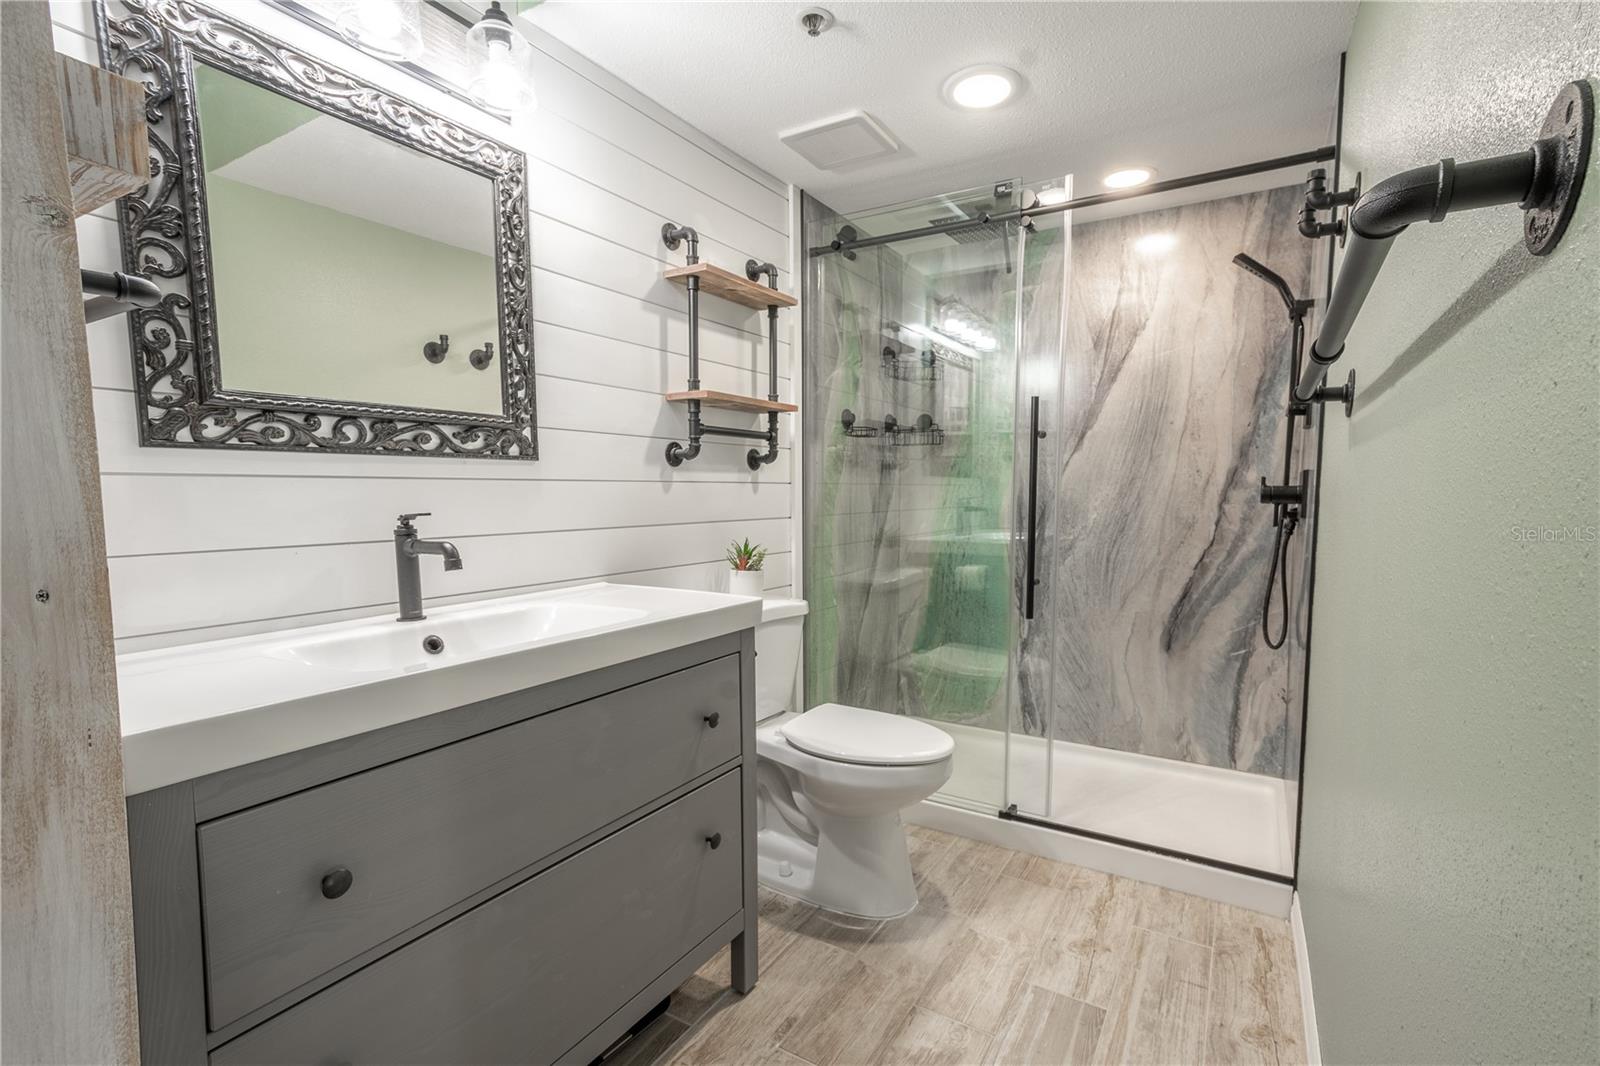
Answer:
[
  {"xmin": 943, "ymin": 66, "xmax": 1020, "ymax": 110},
  {"xmin": 468, "ymin": 0, "xmax": 537, "ymax": 113}
]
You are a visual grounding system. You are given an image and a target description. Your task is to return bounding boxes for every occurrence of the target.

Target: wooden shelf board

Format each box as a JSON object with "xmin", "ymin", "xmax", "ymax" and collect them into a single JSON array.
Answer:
[
  {"xmin": 666, "ymin": 390, "xmax": 798, "ymax": 414},
  {"xmin": 55, "ymin": 54, "xmax": 149, "ymax": 217},
  {"xmin": 664, "ymin": 263, "xmax": 798, "ymax": 309}
]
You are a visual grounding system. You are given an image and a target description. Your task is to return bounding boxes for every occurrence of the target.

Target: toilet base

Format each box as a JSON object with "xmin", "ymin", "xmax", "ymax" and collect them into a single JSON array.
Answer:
[{"xmin": 756, "ymin": 812, "xmax": 919, "ymax": 920}]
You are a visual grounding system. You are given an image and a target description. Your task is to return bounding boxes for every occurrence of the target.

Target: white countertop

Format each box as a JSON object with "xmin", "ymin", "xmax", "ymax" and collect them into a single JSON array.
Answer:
[{"xmin": 117, "ymin": 583, "xmax": 763, "ymax": 796}]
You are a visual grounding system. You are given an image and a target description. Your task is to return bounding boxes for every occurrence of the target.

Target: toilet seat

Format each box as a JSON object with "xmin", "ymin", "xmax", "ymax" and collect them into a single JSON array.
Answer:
[{"xmin": 779, "ymin": 703, "xmax": 955, "ymax": 767}]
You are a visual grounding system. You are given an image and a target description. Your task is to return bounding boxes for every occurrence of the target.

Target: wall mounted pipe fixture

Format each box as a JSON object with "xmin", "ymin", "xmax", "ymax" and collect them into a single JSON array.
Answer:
[
  {"xmin": 1296, "ymin": 78, "xmax": 1593, "ymax": 404},
  {"xmin": 662, "ymin": 222, "xmax": 704, "ymax": 467},
  {"xmin": 1299, "ymin": 167, "xmax": 1360, "ymax": 240},
  {"xmin": 81, "ymin": 267, "xmax": 160, "ymax": 323},
  {"xmin": 470, "ymin": 342, "xmax": 495, "ymax": 370},
  {"xmin": 745, "ymin": 258, "xmax": 783, "ymax": 471},
  {"xmin": 661, "ymin": 223, "xmax": 792, "ymax": 470},
  {"xmin": 423, "ymin": 334, "xmax": 449, "ymax": 363}
]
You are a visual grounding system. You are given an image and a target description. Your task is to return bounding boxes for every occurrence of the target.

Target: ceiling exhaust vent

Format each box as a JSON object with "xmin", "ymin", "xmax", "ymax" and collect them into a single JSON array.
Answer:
[{"xmin": 779, "ymin": 111, "xmax": 899, "ymax": 171}]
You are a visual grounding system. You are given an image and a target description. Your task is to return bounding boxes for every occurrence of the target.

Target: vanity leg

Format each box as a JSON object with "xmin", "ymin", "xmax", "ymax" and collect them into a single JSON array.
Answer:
[
  {"xmin": 732, "ymin": 927, "xmax": 757, "ymax": 994},
  {"xmin": 733, "ymin": 627, "xmax": 759, "ymax": 994}
]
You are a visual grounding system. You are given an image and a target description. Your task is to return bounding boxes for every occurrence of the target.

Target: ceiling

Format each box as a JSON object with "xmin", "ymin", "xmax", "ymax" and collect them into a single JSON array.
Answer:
[{"xmin": 526, "ymin": 1, "xmax": 1357, "ymax": 215}]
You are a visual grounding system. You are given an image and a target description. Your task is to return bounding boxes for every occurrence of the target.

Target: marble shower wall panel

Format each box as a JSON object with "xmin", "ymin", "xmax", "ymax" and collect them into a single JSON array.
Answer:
[{"xmin": 1050, "ymin": 186, "xmax": 1314, "ymax": 775}]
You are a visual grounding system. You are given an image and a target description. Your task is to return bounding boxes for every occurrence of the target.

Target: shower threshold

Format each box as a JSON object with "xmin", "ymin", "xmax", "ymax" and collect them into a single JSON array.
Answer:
[{"xmin": 926, "ymin": 722, "xmax": 1295, "ymax": 880}]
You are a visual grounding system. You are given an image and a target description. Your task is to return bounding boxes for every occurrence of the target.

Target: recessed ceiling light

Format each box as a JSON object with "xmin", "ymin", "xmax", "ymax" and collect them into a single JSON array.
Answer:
[
  {"xmin": 1104, "ymin": 167, "xmax": 1154, "ymax": 189},
  {"xmin": 1134, "ymin": 232, "xmax": 1177, "ymax": 256},
  {"xmin": 943, "ymin": 65, "xmax": 1019, "ymax": 110}
]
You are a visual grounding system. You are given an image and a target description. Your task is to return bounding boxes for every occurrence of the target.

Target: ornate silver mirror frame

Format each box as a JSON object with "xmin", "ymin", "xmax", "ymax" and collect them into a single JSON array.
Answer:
[{"xmin": 94, "ymin": 0, "xmax": 537, "ymax": 459}]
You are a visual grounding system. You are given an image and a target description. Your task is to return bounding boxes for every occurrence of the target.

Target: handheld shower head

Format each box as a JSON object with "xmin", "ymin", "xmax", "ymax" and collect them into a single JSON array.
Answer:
[{"xmin": 1232, "ymin": 253, "xmax": 1298, "ymax": 316}]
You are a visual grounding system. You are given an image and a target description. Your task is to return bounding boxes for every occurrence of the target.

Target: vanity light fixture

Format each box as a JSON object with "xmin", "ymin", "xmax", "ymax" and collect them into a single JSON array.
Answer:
[
  {"xmin": 334, "ymin": 0, "xmax": 424, "ymax": 61},
  {"xmin": 467, "ymin": 1, "xmax": 537, "ymax": 113},
  {"xmin": 943, "ymin": 65, "xmax": 1019, "ymax": 110},
  {"xmin": 1103, "ymin": 167, "xmax": 1154, "ymax": 189}
]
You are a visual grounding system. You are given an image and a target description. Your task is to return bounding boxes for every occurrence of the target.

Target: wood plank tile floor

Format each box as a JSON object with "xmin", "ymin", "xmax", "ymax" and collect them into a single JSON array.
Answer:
[{"xmin": 601, "ymin": 828, "xmax": 1306, "ymax": 1066}]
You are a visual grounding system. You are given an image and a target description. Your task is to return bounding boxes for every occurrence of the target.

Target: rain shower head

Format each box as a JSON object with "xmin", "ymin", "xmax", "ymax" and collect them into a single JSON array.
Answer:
[{"xmin": 1232, "ymin": 253, "xmax": 1298, "ymax": 315}]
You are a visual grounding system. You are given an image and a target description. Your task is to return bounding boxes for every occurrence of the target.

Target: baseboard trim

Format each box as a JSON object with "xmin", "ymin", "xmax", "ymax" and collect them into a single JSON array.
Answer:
[
  {"xmin": 905, "ymin": 799, "xmax": 1293, "ymax": 917},
  {"xmin": 1291, "ymin": 891, "xmax": 1322, "ymax": 1064}
]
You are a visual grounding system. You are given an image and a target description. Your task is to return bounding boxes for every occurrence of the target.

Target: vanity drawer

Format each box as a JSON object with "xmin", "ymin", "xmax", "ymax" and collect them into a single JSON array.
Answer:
[
  {"xmin": 211, "ymin": 770, "xmax": 743, "ymax": 1066},
  {"xmin": 197, "ymin": 653, "xmax": 740, "ymax": 1030}
]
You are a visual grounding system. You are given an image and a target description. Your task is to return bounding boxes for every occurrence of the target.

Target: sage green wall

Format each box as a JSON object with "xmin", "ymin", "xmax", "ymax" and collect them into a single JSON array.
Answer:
[{"xmin": 1298, "ymin": 5, "xmax": 1599, "ymax": 1065}]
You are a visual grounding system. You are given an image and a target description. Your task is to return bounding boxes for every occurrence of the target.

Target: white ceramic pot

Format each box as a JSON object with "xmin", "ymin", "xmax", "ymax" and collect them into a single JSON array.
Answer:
[{"xmin": 727, "ymin": 569, "xmax": 764, "ymax": 597}]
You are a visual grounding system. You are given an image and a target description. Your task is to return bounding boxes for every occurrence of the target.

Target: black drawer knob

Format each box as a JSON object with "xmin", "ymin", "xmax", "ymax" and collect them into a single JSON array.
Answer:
[
  {"xmin": 320, "ymin": 866, "xmax": 354, "ymax": 900},
  {"xmin": 705, "ymin": 832, "xmax": 722, "ymax": 850},
  {"xmin": 703, "ymin": 712, "xmax": 720, "ymax": 728}
]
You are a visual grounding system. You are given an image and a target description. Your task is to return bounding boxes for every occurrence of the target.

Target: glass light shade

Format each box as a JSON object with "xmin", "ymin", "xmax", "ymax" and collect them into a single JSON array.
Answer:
[
  {"xmin": 467, "ymin": 2, "xmax": 537, "ymax": 113},
  {"xmin": 335, "ymin": 0, "xmax": 423, "ymax": 62}
]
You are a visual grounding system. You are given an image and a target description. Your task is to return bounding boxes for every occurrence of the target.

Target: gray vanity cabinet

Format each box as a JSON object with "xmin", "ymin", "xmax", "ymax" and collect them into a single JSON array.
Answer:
[{"xmin": 126, "ymin": 632, "xmax": 758, "ymax": 1065}]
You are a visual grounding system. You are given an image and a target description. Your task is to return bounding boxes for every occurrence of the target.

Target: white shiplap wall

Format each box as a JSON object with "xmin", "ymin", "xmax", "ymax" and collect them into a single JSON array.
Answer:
[{"xmin": 50, "ymin": 1, "xmax": 799, "ymax": 651}]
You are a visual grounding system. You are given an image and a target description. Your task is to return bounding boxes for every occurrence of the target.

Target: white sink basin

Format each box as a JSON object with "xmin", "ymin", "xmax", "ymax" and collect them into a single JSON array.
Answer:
[
  {"xmin": 264, "ymin": 600, "xmax": 649, "ymax": 673},
  {"xmin": 117, "ymin": 583, "xmax": 762, "ymax": 795}
]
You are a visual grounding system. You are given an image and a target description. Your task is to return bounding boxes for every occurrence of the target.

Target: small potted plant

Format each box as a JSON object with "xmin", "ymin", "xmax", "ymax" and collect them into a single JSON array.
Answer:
[{"xmin": 725, "ymin": 538, "xmax": 767, "ymax": 597}]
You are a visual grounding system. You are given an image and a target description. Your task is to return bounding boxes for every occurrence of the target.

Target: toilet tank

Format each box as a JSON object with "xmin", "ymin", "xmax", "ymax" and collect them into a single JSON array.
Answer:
[{"xmin": 754, "ymin": 598, "xmax": 808, "ymax": 722}]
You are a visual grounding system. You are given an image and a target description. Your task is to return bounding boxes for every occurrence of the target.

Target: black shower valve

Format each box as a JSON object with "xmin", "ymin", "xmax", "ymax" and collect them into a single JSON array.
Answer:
[
  {"xmin": 1260, "ymin": 473, "xmax": 1308, "ymax": 508},
  {"xmin": 1263, "ymin": 472, "xmax": 1307, "ymax": 513}
]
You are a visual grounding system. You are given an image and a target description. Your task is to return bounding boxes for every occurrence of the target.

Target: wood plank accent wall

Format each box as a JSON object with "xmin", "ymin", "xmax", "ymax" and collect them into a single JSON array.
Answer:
[
  {"xmin": 50, "ymin": 0, "xmax": 798, "ymax": 651},
  {"xmin": 1, "ymin": 2, "xmax": 140, "ymax": 1061}
]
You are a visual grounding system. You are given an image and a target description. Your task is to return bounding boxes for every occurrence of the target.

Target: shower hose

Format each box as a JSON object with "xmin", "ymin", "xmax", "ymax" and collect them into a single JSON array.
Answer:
[{"xmin": 1262, "ymin": 509, "xmax": 1299, "ymax": 650}]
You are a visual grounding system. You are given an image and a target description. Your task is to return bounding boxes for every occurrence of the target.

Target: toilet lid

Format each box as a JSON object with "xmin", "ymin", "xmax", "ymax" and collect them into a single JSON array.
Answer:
[{"xmin": 779, "ymin": 704, "xmax": 955, "ymax": 766}]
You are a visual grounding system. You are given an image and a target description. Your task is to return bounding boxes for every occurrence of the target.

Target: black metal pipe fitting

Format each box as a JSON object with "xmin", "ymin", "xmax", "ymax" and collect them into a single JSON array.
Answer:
[
  {"xmin": 661, "ymin": 221, "xmax": 700, "ymax": 264},
  {"xmin": 1260, "ymin": 471, "xmax": 1310, "ymax": 509},
  {"xmin": 81, "ymin": 268, "xmax": 161, "ymax": 323},
  {"xmin": 666, "ymin": 401, "xmax": 704, "ymax": 466},
  {"xmin": 1296, "ymin": 78, "xmax": 1593, "ymax": 404},
  {"xmin": 1309, "ymin": 369, "xmax": 1356, "ymax": 419},
  {"xmin": 748, "ymin": 413, "xmax": 781, "ymax": 469}
]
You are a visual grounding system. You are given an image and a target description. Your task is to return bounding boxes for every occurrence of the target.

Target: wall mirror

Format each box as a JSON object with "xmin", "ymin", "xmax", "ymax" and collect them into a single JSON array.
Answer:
[{"xmin": 96, "ymin": 0, "xmax": 536, "ymax": 458}]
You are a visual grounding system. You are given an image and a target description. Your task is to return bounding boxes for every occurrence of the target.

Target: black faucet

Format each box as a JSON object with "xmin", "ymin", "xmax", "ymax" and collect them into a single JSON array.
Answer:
[{"xmin": 393, "ymin": 513, "xmax": 462, "ymax": 622}]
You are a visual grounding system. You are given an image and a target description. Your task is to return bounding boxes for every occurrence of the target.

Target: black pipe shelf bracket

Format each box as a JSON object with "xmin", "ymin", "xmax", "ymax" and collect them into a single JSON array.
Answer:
[
  {"xmin": 1296, "ymin": 78, "xmax": 1594, "ymax": 406},
  {"xmin": 660, "ymin": 222, "xmax": 797, "ymax": 470}
]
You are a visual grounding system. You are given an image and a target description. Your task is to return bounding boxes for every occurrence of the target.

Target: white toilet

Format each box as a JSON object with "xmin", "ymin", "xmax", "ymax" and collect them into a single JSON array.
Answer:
[{"xmin": 754, "ymin": 598, "xmax": 955, "ymax": 919}]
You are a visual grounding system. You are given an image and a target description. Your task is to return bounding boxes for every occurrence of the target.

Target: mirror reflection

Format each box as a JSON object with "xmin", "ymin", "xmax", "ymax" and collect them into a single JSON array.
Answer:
[{"xmin": 192, "ymin": 62, "xmax": 505, "ymax": 418}]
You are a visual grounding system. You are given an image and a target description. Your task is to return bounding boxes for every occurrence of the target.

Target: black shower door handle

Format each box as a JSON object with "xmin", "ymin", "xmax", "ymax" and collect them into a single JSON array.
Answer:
[{"xmin": 1025, "ymin": 395, "xmax": 1044, "ymax": 620}]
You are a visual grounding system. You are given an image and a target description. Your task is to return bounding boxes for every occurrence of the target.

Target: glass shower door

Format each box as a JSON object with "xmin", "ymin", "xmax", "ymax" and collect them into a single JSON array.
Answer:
[{"xmin": 801, "ymin": 180, "xmax": 1068, "ymax": 816}]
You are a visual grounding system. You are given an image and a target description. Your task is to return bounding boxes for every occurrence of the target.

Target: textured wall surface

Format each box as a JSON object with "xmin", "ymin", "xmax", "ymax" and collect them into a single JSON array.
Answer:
[
  {"xmin": 1047, "ymin": 187, "xmax": 1315, "ymax": 773},
  {"xmin": 1298, "ymin": 4, "xmax": 1599, "ymax": 1064}
]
